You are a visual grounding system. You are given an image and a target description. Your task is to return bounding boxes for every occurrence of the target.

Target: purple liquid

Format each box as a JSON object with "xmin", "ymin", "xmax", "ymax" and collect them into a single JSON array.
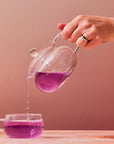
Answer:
[
  {"xmin": 4, "ymin": 120, "xmax": 44, "ymax": 138},
  {"xmin": 35, "ymin": 72, "xmax": 70, "ymax": 93}
]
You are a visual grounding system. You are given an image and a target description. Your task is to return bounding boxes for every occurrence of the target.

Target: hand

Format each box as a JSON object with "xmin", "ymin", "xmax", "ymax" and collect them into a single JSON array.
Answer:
[{"xmin": 58, "ymin": 15, "xmax": 114, "ymax": 49}]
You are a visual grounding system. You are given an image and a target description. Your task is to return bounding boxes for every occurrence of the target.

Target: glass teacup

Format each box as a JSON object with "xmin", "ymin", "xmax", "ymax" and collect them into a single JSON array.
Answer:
[{"xmin": 3, "ymin": 113, "xmax": 44, "ymax": 138}]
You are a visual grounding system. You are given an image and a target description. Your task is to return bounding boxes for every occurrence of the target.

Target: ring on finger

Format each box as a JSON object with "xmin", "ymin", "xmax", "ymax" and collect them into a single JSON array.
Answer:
[{"xmin": 82, "ymin": 35, "xmax": 90, "ymax": 42}]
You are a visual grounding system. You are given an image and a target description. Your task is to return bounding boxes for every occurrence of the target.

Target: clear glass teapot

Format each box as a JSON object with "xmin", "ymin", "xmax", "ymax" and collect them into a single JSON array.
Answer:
[{"xmin": 27, "ymin": 32, "xmax": 79, "ymax": 93}]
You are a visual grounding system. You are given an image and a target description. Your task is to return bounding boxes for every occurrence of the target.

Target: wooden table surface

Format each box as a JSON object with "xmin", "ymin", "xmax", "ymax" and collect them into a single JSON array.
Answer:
[{"xmin": 0, "ymin": 129, "xmax": 114, "ymax": 144}]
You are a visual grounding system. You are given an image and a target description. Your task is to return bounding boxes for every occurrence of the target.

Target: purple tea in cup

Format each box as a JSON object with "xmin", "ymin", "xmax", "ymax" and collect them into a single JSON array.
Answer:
[{"xmin": 4, "ymin": 114, "xmax": 44, "ymax": 138}]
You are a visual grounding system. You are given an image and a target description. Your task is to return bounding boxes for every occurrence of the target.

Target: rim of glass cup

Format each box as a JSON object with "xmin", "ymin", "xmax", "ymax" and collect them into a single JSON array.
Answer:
[
  {"xmin": 0, "ymin": 114, "xmax": 43, "ymax": 122},
  {"xmin": 4, "ymin": 113, "xmax": 43, "ymax": 121},
  {"xmin": 5, "ymin": 113, "xmax": 42, "ymax": 116}
]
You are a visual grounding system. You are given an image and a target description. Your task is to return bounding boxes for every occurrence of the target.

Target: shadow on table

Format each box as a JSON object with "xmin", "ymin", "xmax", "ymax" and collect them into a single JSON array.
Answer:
[
  {"xmin": 41, "ymin": 136, "xmax": 67, "ymax": 139},
  {"xmin": 97, "ymin": 135, "xmax": 114, "ymax": 139},
  {"xmin": 86, "ymin": 135, "xmax": 114, "ymax": 140}
]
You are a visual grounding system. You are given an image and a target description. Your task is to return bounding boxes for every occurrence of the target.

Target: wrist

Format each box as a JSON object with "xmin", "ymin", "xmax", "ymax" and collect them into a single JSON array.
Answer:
[{"xmin": 108, "ymin": 17, "xmax": 114, "ymax": 41}]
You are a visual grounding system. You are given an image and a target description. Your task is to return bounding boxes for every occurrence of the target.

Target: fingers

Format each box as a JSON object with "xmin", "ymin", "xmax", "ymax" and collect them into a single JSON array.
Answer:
[
  {"xmin": 70, "ymin": 29, "xmax": 93, "ymax": 47},
  {"xmin": 75, "ymin": 36, "xmax": 102, "ymax": 49},
  {"xmin": 75, "ymin": 31, "xmax": 93, "ymax": 47},
  {"xmin": 76, "ymin": 31, "xmax": 102, "ymax": 49},
  {"xmin": 85, "ymin": 36, "xmax": 103, "ymax": 49},
  {"xmin": 58, "ymin": 22, "xmax": 79, "ymax": 41},
  {"xmin": 58, "ymin": 23, "xmax": 66, "ymax": 30},
  {"xmin": 76, "ymin": 36, "xmax": 87, "ymax": 47},
  {"xmin": 62, "ymin": 19, "xmax": 78, "ymax": 40},
  {"xmin": 69, "ymin": 27, "xmax": 83, "ymax": 43}
]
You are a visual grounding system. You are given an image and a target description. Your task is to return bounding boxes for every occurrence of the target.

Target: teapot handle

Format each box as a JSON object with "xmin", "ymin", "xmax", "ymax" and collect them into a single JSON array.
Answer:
[
  {"xmin": 52, "ymin": 32, "xmax": 62, "ymax": 42},
  {"xmin": 75, "ymin": 46, "xmax": 79, "ymax": 53},
  {"xmin": 53, "ymin": 32, "xmax": 79, "ymax": 54}
]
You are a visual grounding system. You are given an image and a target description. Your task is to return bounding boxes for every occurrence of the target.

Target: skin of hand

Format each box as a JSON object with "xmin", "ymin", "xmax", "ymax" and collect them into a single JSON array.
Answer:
[{"xmin": 58, "ymin": 15, "xmax": 114, "ymax": 49}]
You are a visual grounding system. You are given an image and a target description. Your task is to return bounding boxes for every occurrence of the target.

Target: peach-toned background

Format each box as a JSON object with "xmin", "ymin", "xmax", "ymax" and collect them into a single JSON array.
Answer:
[{"xmin": 0, "ymin": 0, "xmax": 114, "ymax": 130}]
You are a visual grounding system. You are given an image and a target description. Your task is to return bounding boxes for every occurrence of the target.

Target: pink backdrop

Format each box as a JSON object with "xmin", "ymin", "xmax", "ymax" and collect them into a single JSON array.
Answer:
[{"xmin": 0, "ymin": 0, "xmax": 114, "ymax": 130}]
